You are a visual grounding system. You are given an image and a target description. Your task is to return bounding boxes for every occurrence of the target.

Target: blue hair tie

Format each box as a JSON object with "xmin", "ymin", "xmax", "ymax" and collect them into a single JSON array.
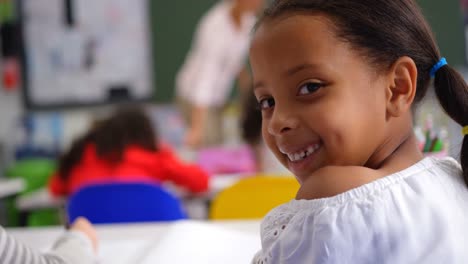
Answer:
[{"xmin": 430, "ymin": 57, "xmax": 447, "ymax": 77}]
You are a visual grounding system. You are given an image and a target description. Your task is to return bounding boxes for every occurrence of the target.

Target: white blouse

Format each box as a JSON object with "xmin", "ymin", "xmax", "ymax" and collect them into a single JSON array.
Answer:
[
  {"xmin": 253, "ymin": 157, "xmax": 468, "ymax": 263},
  {"xmin": 176, "ymin": 0, "xmax": 256, "ymax": 107}
]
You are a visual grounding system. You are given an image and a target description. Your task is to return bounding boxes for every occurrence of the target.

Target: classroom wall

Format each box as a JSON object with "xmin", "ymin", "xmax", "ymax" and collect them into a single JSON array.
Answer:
[
  {"xmin": 418, "ymin": 0, "xmax": 465, "ymax": 66},
  {"xmin": 0, "ymin": 0, "xmax": 466, "ymax": 145},
  {"xmin": 149, "ymin": 0, "xmax": 466, "ymax": 103},
  {"xmin": 150, "ymin": 0, "xmax": 218, "ymax": 103}
]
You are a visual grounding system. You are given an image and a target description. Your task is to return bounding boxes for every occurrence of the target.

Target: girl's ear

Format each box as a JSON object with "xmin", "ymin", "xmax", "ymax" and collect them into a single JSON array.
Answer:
[{"xmin": 385, "ymin": 56, "xmax": 418, "ymax": 117}]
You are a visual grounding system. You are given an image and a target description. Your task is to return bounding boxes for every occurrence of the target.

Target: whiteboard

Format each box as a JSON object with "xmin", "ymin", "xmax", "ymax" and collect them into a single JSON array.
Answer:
[{"xmin": 18, "ymin": 0, "xmax": 154, "ymax": 109}]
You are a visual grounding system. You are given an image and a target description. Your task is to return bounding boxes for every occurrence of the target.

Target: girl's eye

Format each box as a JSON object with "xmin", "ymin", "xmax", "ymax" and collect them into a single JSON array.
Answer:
[
  {"xmin": 258, "ymin": 97, "xmax": 275, "ymax": 110},
  {"xmin": 298, "ymin": 82, "xmax": 323, "ymax": 95}
]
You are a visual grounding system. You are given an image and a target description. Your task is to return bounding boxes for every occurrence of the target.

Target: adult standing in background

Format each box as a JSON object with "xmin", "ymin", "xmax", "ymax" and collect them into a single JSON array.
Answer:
[{"xmin": 176, "ymin": 0, "xmax": 264, "ymax": 148}]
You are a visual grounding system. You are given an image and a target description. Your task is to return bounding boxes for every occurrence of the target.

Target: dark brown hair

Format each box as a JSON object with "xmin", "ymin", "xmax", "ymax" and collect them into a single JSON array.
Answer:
[
  {"xmin": 241, "ymin": 91, "xmax": 263, "ymax": 146},
  {"xmin": 58, "ymin": 106, "xmax": 158, "ymax": 180},
  {"xmin": 258, "ymin": 0, "xmax": 468, "ymax": 186}
]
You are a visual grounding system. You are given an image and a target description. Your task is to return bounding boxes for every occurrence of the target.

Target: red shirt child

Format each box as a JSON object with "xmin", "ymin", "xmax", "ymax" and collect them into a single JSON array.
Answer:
[
  {"xmin": 48, "ymin": 107, "xmax": 209, "ymax": 197},
  {"xmin": 49, "ymin": 144, "xmax": 209, "ymax": 196}
]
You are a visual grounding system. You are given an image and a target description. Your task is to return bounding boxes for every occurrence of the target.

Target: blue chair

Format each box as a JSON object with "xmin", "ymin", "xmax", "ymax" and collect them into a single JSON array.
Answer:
[{"xmin": 67, "ymin": 182, "xmax": 187, "ymax": 224}]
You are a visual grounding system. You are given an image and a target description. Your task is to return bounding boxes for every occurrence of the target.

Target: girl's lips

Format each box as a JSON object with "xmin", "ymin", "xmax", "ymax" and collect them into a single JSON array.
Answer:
[
  {"xmin": 283, "ymin": 142, "xmax": 321, "ymax": 162},
  {"xmin": 279, "ymin": 141, "xmax": 322, "ymax": 160},
  {"xmin": 286, "ymin": 143, "xmax": 322, "ymax": 176}
]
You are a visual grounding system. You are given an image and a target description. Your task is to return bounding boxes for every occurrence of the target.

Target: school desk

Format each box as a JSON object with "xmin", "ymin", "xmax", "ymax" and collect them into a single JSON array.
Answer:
[
  {"xmin": 0, "ymin": 178, "xmax": 25, "ymax": 199},
  {"xmin": 6, "ymin": 219, "xmax": 261, "ymax": 264}
]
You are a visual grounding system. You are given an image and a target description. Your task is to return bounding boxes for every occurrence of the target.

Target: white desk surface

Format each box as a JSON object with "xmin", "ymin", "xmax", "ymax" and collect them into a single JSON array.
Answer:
[
  {"xmin": 0, "ymin": 178, "xmax": 25, "ymax": 199},
  {"xmin": 7, "ymin": 219, "xmax": 262, "ymax": 264}
]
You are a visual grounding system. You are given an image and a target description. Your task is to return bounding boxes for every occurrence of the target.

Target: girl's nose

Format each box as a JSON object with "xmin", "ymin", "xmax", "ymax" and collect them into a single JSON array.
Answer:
[{"xmin": 267, "ymin": 107, "xmax": 299, "ymax": 136}]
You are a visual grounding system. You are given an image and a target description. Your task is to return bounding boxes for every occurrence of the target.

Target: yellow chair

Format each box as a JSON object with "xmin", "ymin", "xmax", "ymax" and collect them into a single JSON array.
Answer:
[{"xmin": 209, "ymin": 175, "xmax": 299, "ymax": 220}]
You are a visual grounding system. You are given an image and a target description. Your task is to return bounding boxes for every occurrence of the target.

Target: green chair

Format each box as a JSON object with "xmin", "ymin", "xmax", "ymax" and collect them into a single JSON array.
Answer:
[{"xmin": 4, "ymin": 158, "xmax": 61, "ymax": 227}]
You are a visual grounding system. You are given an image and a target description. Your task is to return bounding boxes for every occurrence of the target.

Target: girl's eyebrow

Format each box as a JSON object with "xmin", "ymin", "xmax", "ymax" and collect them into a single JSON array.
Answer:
[
  {"xmin": 253, "ymin": 63, "xmax": 322, "ymax": 91},
  {"xmin": 253, "ymin": 81, "xmax": 265, "ymax": 91},
  {"xmin": 285, "ymin": 63, "xmax": 320, "ymax": 77}
]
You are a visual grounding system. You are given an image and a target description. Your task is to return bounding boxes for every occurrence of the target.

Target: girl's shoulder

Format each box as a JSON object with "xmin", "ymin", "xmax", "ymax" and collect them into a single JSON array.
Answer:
[
  {"xmin": 255, "ymin": 157, "xmax": 468, "ymax": 263},
  {"xmin": 261, "ymin": 157, "xmax": 463, "ymax": 235},
  {"xmin": 296, "ymin": 156, "xmax": 461, "ymax": 200},
  {"xmin": 296, "ymin": 165, "xmax": 384, "ymax": 200}
]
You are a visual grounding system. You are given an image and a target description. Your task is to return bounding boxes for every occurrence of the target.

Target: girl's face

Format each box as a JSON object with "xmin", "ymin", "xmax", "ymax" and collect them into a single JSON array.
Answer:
[{"xmin": 250, "ymin": 14, "xmax": 390, "ymax": 183}]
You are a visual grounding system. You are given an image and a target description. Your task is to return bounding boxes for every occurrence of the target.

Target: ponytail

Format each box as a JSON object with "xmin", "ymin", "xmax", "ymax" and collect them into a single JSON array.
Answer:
[{"xmin": 433, "ymin": 65, "xmax": 468, "ymax": 187}]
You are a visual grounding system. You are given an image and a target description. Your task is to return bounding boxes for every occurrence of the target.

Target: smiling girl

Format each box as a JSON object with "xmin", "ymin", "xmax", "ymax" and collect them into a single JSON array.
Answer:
[{"xmin": 249, "ymin": 0, "xmax": 468, "ymax": 263}]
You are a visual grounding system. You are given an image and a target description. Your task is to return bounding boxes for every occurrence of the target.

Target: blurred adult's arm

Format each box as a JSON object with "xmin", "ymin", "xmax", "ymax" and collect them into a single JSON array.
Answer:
[
  {"xmin": 184, "ymin": 17, "xmax": 227, "ymax": 148},
  {"xmin": 184, "ymin": 105, "xmax": 207, "ymax": 148}
]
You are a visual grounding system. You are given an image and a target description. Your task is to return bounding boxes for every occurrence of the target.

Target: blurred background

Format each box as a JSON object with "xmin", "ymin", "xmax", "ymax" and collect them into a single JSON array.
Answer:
[{"xmin": 0, "ymin": 0, "xmax": 466, "ymax": 229}]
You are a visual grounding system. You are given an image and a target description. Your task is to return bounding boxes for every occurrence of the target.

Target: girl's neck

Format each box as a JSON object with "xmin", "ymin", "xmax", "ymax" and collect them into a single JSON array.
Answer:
[{"xmin": 373, "ymin": 132, "xmax": 424, "ymax": 176}]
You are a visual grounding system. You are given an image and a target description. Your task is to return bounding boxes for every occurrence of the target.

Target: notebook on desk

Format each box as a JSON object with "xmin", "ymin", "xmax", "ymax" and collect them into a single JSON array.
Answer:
[{"xmin": 138, "ymin": 221, "xmax": 261, "ymax": 264}]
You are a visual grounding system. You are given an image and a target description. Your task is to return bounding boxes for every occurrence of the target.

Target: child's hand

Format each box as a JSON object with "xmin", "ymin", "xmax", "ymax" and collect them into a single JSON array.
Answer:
[{"xmin": 70, "ymin": 217, "xmax": 98, "ymax": 252}]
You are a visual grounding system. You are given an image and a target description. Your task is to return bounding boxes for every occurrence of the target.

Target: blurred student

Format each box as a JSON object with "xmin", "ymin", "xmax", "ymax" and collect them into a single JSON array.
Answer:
[
  {"xmin": 48, "ymin": 107, "xmax": 209, "ymax": 197},
  {"xmin": 240, "ymin": 91, "xmax": 262, "ymax": 171},
  {"xmin": 240, "ymin": 91, "xmax": 289, "ymax": 174},
  {"xmin": 175, "ymin": 0, "xmax": 264, "ymax": 148},
  {"xmin": 0, "ymin": 217, "xmax": 98, "ymax": 263}
]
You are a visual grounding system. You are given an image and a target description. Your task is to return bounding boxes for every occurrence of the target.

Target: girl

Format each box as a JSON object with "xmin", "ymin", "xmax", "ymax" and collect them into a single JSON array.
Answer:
[
  {"xmin": 249, "ymin": 0, "xmax": 468, "ymax": 263},
  {"xmin": 48, "ymin": 107, "xmax": 209, "ymax": 197}
]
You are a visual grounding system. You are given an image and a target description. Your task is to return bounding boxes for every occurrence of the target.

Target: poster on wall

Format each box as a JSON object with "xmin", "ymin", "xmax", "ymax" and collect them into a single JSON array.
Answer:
[{"xmin": 18, "ymin": 0, "xmax": 154, "ymax": 109}]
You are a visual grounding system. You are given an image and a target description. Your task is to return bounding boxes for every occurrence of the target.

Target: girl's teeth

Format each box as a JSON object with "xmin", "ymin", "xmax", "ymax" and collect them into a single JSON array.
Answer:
[{"xmin": 287, "ymin": 144, "xmax": 320, "ymax": 162}]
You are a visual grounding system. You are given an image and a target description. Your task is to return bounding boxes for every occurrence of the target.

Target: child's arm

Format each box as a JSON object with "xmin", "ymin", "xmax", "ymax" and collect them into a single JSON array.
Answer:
[
  {"xmin": 157, "ymin": 147, "xmax": 209, "ymax": 193},
  {"xmin": 0, "ymin": 217, "xmax": 97, "ymax": 264}
]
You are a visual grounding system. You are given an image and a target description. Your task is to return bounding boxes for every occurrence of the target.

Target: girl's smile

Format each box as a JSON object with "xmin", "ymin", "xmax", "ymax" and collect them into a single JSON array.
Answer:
[
  {"xmin": 279, "ymin": 141, "xmax": 323, "ymax": 177},
  {"xmin": 279, "ymin": 141, "xmax": 322, "ymax": 162}
]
